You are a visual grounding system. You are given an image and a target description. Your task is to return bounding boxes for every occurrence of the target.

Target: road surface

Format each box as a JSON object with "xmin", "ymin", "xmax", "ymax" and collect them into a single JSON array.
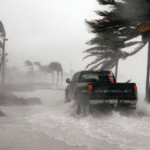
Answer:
[{"xmin": 0, "ymin": 88, "xmax": 150, "ymax": 150}]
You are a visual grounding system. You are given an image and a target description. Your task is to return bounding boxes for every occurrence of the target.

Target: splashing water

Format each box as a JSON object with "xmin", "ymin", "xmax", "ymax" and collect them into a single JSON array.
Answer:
[{"xmin": 14, "ymin": 89, "xmax": 149, "ymax": 150}]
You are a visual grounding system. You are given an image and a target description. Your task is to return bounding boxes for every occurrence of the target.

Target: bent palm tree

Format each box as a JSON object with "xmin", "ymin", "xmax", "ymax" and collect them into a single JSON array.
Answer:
[
  {"xmin": 84, "ymin": 0, "xmax": 141, "ymax": 82},
  {"xmin": 33, "ymin": 61, "xmax": 42, "ymax": 82},
  {"xmin": 49, "ymin": 62, "xmax": 63, "ymax": 86},
  {"xmin": 87, "ymin": 0, "xmax": 150, "ymax": 102},
  {"xmin": 33, "ymin": 62, "xmax": 53, "ymax": 82},
  {"xmin": 24, "ymin": 60, "xmax": 34, "ymax": 82},
  {"xmin": 42, "ymin": 65, "xmax": 53, "ymax": 82}
]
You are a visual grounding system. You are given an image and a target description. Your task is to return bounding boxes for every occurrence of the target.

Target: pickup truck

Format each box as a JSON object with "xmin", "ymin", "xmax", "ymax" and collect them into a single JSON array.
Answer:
[{"xmin": 65, "ymin": 70, "xmax": 138, "ymax": 114}]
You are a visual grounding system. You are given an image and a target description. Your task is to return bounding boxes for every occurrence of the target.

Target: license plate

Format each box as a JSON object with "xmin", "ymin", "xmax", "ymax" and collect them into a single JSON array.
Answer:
[{"xmin": 109, "ymin": 100, "xmax": 118, "ymax": 104}]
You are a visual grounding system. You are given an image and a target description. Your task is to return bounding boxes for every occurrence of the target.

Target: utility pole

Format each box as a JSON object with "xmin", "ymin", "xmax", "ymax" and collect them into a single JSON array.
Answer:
[
  {"xmin": 0, "ymin": 21, "xmax": 8, "ymax": 85},
  {"xmin": 2, "ymin": 34, "xmax": 8, "ymax": 85},
  {"xmin": 0, "ymin": 41, "xmax": 2, "ymax": 73}
]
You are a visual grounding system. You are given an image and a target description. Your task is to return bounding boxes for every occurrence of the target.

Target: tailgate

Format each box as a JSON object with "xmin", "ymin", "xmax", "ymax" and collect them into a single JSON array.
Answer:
[
  {"xmin": 78, "ymin": 82, "xmax": 137, "ymax": 100},
  {"xmin": 92, "ymin": 83, "xmax": 137, "ymax": 100}
]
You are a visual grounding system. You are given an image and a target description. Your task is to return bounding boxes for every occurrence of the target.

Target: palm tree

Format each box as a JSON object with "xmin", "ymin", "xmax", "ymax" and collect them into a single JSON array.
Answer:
[
  {"xmin": 33, "ymin": 61, "xmax": 42, "ymax": 82},
  {"xmin": 42, "ymin": 65, "xmax": 53, "ymax": 82},
  {"xmin": 49, "ymin": 62, "xmax": 63, "ymax": 86},
  {"xmin": 84, "ymin": 0, "xmax": 141, "ymax": 81},
  {"xmin": 85, "ymin": 0, "xmax": 150, "ymax": 102},
  {"xmin": 33, "ymin": 62, "xmax": 53, "ymax": 82},
  {"xmin": 24, "ymin": 60, "xmax": 34, "ymax": 82},
  {"xmin": 0, "ymin": 41, "xmax": 3, "ymax": 76}
]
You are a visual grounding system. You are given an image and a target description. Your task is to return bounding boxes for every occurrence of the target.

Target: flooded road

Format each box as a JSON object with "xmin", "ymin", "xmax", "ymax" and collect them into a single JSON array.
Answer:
[{"xmin": 12, "ymin": 89, "xmax": 150, "ymax": 150}]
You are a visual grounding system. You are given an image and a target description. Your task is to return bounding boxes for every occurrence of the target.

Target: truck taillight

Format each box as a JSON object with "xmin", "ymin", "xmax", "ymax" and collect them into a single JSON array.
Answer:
[
  {"xmin": 134, "ymin": 85, "xmax": 137, "ymax": 91},
  {"xmin": 88, "ymin": 85, "xmax": 92, "ymax": 91},
  {"xmin": 109, "ymin": 76, "xmax": 114, "ymax": 83},
  {"xmin": 134, "ymin": 85, "xmax": 137, "ymax": 95},
  {"xmin": 88, "ymin": 85, "xmax": 92, "ymax": 95}
]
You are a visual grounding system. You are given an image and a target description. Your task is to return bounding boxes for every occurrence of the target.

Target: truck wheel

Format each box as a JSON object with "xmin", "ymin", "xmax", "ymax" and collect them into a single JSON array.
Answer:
[
  {"xmin": 127, "ymin": 104, "xmax": 136, "ymax": 109},
  {"xmin": 75, "ymin": 94, "xmax": 90, "ymax": 116},
  {"xmin": 131, "ymin": 105, "xmax": 136, "ymax": 109},
  {"xmin": 76, "ymin": 95, "xmax": 81, "ymax": 115},
  {"xmin": 85, "ymin": 103, "xmax": 90, "ymax": 116},
  {"xmin": 77, "ymin": 100, "xmax": 81, "ymax": 115},
  {"xmin": 80, "ymin": 98, "xmax": 90, "ymax": 117},
  {"xmin": 65, "ymin": 92, "xmax": 71, "ymax": 103},
  {"xmin": 74, "ymin": 93, "xmax": 81, "ymax": 114},
  {"xmin": 132, "ymin": 107, "xmax": 136, "ymax": 109}
]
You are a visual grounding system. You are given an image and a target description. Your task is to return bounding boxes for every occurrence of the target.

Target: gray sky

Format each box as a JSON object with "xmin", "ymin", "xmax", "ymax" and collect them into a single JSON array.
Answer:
[
  {"xmin": 1, "ymin": 0, "xmax": 106, "ymax": 73},
  {"xmin": 0, "ymin": 0, "xmax": 148, "ymax": 94}
]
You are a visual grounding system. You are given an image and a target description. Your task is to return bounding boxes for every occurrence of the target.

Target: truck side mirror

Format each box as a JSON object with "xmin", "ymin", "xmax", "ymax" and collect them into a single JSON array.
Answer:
[
  {"xmin": 66, "ymin": 78, "xmax": 71, "ymax": 83},
  {"xmin": 126, "ymin": 79, "xmax": 131, "ymax": 83}
]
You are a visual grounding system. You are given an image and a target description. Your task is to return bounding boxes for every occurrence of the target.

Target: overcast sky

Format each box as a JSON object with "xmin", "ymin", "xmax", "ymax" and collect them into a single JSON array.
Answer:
[
  {"xmin": 0, "ymin": 0, "xmax": 148, "ymax": 94},
  {"xmin": 0, "ymin": 0, "xmax": 107, "ymax": 73}
]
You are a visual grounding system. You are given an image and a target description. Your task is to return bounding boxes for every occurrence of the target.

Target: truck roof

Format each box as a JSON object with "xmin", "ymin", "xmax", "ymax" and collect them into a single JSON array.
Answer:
[{"xmin": 79, "ymin": 70, "xmax": 111, "ymax": 74}]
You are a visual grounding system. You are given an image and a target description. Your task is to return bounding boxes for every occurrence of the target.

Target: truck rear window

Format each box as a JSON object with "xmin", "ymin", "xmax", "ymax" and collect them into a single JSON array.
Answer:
[{"xmin": 78, "ymin": 72, "xmax": 110, "ymax": 82}]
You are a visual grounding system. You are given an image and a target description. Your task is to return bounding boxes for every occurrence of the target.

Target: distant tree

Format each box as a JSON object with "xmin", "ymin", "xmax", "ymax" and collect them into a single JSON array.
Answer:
[
  {"xmin": 49, "ymin": 62, "xmax": 63, "ymax": 86},
  {"xmin": 33, "ymin": 61, "xmax": 42, "ymax": 81},
  {"xmin": 0, "ymin": 42, "xmax": 4, "ymax": 74},
  {"xmin": 42, "ymin": 65, "xmax": 53, "ymax": 82},
  {"xmin": 24, "ymin": 60, "xmax": 34, "ymax": 82}
]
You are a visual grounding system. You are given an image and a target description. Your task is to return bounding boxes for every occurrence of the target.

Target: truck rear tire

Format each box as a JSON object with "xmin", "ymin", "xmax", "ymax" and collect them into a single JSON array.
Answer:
[
  {"xmin": 75, "ymin": 94, "xmax": 90, "ymax": 116},
  {"xmin": 80, "ymin": 98, "xmax": 90, "ymax": 117},
  {"xmin": 65, "ymin": 92, "xmax": 71, "ymax": 103},
  {"xmin": 77, "ymin": 100, "xmax": 81, "ymax": 115},
  {"xmin": 74, "ymin": 93, "xmax": 81, "ymax": 114},
  {"xmin": 131, "ymin": 105, "xmax": 136, "ymax": 109},
  {"xmin": 75, "ymin": 94, "xmax": 81, "ymax": 115}
]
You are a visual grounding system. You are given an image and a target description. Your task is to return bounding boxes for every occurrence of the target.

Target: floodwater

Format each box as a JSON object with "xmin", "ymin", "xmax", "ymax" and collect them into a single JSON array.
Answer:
[{"xmin": 13, "ymin": 89, "xmax": 150, "ymax": 150}]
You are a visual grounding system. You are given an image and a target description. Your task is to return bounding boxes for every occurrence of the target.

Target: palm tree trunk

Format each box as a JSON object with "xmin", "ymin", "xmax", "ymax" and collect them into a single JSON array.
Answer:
[
  {"xmin": 31, "ymin": 66, "xmax": 34, "ymax": 83},
  {"xmin": 45, "ymin": 73, "xmax": 47, "ymax": 83},
  {"xmin": 57, "ymin": 71, "xmax": 59, "ymax": 86},
  {"xmin": 115, "ymin": 58, "xmax": 119, "ymax": 82},
  {"xmin": 40, "ymin": 71, "xmax": 42, "ymax": 83},
  {"xmin": 0, "ymin": 54, "xmax": 4, "ymax": 76},
  {"xmin": 145, "ymin": 42, "xmax": 150, "ymax": 103},
  {"xmin": 61, "ymin": 71, "xmax": 63, "ymax": 86},
  {"xmin": 52, "ymin": 71, "xmax": 55, "ymax": 84}
]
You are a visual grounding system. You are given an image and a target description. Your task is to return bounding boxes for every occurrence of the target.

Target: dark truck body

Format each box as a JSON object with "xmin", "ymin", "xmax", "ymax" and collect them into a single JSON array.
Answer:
[{"xmin": 65, "ymin": 71, "xmax": 137, "ymax": 109}]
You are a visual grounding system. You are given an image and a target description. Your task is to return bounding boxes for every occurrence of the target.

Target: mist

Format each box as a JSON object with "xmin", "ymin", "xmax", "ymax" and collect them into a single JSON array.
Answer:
[{"xmin": 0, "ymin": 1, "xmax": 150, "ymax": 150}]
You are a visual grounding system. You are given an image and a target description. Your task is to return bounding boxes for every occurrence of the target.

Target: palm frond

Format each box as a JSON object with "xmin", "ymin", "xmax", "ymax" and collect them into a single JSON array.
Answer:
[
  {"xmin": 99, "ymin": 56, "xmax": 118, "ymax": 70},
  {"xmin": 86, "ymin": 53, "xmax": 114, "ymax": 70},
  {"xmin": 85, "ymin": 58, "xmax": 104, "ymax": 69},
  {"xmin": 122, "ymin": 41, "xmax": 142, "ymax": 48},
  {"xmin": 33, "ymin": 61, "xmax": 41, "ymax": 67},
  {"xmin": 128, "ymin": 41, "xmax": 147, "ymax": 56},
  {"xmin": 89, "ymin": 51, "xmax": 113, "ymax": 55},
  {"xmin": 49, "ymin": 62, "xmax": 63, "ymax": 71},
  {"xmin": 88, "ymin": 57, "xmax": 113, "ymax": 70},
  {"xmin": 97, "ymin": 0, "xmax": 115, "ymax": 5},
  {"xmin": 24, "ymin": 60, "xmax": 33, "ymax": 66},
  {"xmin": 83, "ymin": 54, "xmax": 97, "ymax": 60},
  {"xmin": 83, "ymin": 46, "xmax": 109, "ymax": 53},
  {"xmin": 102, "ymin": 61, "xmax": 116, "ymax": 70},
  {"xmin": 88, "ymin": 60, "xmax": 107, "ymax": 70},
  {"xmin": 94, "ymin": 11, "xmax": 109, "ymax": 17}
]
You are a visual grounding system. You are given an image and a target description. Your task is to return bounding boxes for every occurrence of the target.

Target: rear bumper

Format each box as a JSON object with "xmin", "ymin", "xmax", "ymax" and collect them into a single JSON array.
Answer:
[{"xmin": 89, "ymin": 100, "xmax": 137, "ymax": 105}]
